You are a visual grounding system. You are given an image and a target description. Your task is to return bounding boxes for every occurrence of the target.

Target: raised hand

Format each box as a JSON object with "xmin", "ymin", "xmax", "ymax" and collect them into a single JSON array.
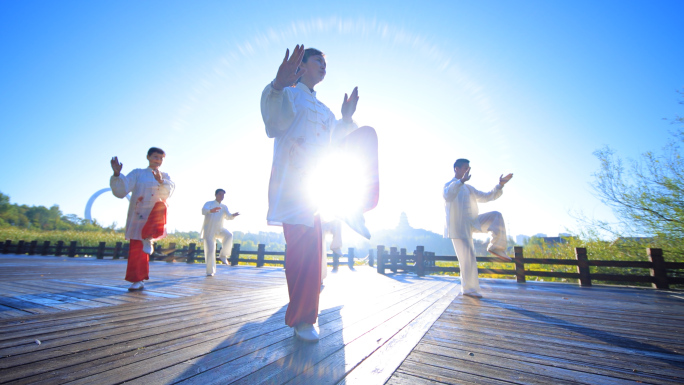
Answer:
[
  {"xmin": 341, "ymin": 86, "xmax": 359, "ymax": 123},
  {"xmin": 233, "ymin": 212, "xmax": 240, "ymax": 217},
  {"xmin": 461, "ymin": 167, "xmax": 472, "ymax": 183},
  {"xmin": 499, "ymin": 173, "xmax": 513, "ymax": 186},
  {"xmin": 152, "ymin": 168, "xmax": 164, "ymax": 184},
  {"xmin": 111, "ymin": 156, "xmax": 123, "ymax": 177},
  {"xmin": 273, "ymin": 44, "xmax": 306, "ymax": 91}
]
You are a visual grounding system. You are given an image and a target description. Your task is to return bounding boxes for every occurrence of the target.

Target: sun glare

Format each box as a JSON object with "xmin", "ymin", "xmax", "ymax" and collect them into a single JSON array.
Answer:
[{"xmin": 307, "ymin": 151, "xmax": 368, "ymax": 222}]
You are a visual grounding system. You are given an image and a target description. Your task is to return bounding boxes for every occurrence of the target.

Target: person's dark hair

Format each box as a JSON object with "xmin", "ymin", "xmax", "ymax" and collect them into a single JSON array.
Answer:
[
  {"xmin": 454, "ymin": 158, "xmax": 470, "ymax": 169},
  {"xmin": 302, "ymin": 48, "xmax": 324, "ymax": 63},
  {"xmin": 147, "ymin": 147, "xmax": 165, "ymax": 157},
  {"xmin": 215, "ymin": 189, "xmax": 226, "ymax": 195}
]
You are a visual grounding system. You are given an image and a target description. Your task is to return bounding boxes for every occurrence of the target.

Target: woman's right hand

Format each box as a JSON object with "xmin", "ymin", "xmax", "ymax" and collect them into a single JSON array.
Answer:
[{"xmin": 272, "ymin": 44, "xmax": 306, "ymax": 90}]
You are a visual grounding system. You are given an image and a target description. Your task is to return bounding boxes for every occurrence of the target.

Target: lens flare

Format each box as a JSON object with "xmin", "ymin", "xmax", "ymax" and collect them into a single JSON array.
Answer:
[{"xmin": 307, "ymin": 151, "xmax": 368, "ymax": 221}]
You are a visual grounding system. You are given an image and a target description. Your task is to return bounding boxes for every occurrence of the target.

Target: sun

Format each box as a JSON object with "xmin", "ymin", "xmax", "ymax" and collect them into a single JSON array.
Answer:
[{"xmin": 307, "ymin": 150, "xmax": 369, "ymax": 222}]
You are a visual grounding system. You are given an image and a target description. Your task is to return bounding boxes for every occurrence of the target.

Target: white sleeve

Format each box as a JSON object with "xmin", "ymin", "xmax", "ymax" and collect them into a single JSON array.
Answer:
[
  {"xmin": 157, "ymin": 173, "xmax": 175, "ymax": 201},
  {"xmin": 261, "ymin": 83, "xmax": 296, "ymax": 138},
  {"xmin": 473, "ymin": 184, "xmax": 503, "ymax": 203},
  {"xmin": 443, "ymin": 178, "xmax": 463, "ymax": 202},
  {"xmin": 202, "ymin": 201, "xmax": 213, "ymax": 216},
  {"xmin": 224, "ymin": 205, "xmax": 236, "ymax": 220},
  {"xmin": 110, "ymin": 170, "xmax": 135, "ymax": 198}
]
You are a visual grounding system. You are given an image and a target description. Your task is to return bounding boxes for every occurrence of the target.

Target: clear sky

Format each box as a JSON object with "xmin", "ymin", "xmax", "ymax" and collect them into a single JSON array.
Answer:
[{"xmin": 1, "ymin": 0, "xmax": 682, "ymax": 239}]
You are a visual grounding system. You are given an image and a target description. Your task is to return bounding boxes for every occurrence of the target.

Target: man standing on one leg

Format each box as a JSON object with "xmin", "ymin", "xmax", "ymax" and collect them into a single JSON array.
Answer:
[
  {"xmin": 201, "ymin": 189, "xmax": 240, "ymax": 277},
  {"xmin": 110, "ymin": 147, "xmax": 175, "ymax": 291},
  {"xmin": 444, "ymin": 158, "xmax": 513, "ymax": 298}
]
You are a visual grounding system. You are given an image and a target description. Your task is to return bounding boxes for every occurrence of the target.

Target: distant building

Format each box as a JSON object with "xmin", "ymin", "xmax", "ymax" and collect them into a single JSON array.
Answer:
[
  {"xmin": 515, "ymin": 234, "xmax": 530, "ymax": 245},
  {"xmin": 397, "ymin": 212, "xmax": 411, "ymax": 230},
  {"xmin": 533, "ymin": 233, "xmax": 547, "ymax": 238}
]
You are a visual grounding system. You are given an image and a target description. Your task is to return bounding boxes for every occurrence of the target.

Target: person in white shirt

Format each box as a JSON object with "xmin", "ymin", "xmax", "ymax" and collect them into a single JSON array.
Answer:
[
  {"xmin": 261, "ymin": 45, "xmax": 379, "ymax": 342},
  {"xmin": 110, "ymin": 147, "xmax": 175, "ymax": 291},
  {"xmin": 444, "ymin": 158, "xmax": 513, "ymax": 298},
  {"xmin": 201, "ymin": 189, "xmax": 240, "ymax": 277}
]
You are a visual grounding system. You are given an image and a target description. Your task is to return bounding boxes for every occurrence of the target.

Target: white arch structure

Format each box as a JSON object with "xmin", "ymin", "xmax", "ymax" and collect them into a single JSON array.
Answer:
[{"xmin": 85, "ymin": 188, "xmax": 130, "ymax": 222}]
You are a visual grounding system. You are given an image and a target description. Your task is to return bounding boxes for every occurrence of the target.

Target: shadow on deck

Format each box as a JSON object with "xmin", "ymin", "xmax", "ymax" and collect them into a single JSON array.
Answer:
[{"xmin": 0, "ymin": 255, "xmax": 683, "ymax": 384}]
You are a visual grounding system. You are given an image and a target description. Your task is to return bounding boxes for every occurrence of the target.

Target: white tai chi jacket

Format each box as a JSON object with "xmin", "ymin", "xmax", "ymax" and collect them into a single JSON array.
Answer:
[
  {"xmin": 200, "ymin": 200, "xmax": 237, "ymax": 240},
  {"xmin": 443, "ymin": 178, "xmax": 503, "ymax": 240},
  {"xmin": 110, "ymin": 167, "xmax": 174, "ymax": 241},
  {"xmin": 260, "ymin": 82, "xmax": 357, "ymax": 227}
]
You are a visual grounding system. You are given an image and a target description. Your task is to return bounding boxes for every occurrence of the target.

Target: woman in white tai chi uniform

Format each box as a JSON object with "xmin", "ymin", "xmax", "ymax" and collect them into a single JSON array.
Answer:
[
  {"xmin": 444, "ymin": 158, "xmax": 513, "ymax": 298},
  {"xmin": 261, "ymin": 45, "xmax": 379, "ymax": 342}
]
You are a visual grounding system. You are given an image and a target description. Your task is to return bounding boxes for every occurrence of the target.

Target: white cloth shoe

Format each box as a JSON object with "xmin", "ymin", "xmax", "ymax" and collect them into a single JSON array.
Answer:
[
  {"xmin": 462, "ymin": 291, "xmax": 482, "ymax": 298},
  {"xmin": 128, "ymin": 281, "xmax": 144, "ymax": 291},
  {"xmin": 142, "ymin": 238, "xmax": 154, "ymax": 255},
  {"xmin": 487, "ymin": 246, "xmax": 512, "ymax": 262},
  {"xmin": 293, "ymin": 323, "xmax": 320, "ymax": 342},
  {"xmin": 220, "ymin": 255, "xmax": 229, "ymax": 265}
]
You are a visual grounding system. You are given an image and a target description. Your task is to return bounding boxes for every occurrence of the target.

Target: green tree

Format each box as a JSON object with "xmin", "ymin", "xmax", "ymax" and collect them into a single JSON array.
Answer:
[{"xmin": 589, "ymin": 95, "xmax": 684, "ymax": 256}]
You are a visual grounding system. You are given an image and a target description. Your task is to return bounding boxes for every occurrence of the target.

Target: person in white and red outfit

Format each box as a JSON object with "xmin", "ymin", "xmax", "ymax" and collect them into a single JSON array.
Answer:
[
  {"xmin": 201, "ymin": 188, "xmax": 240, "ymax": 277},
  {"xmin": 110, "ymin": 147, "xmax": 175, "ymax": 291},
  {"xmin": 261, "ymin": 45, "xmax": 378, "ymax": 342}
]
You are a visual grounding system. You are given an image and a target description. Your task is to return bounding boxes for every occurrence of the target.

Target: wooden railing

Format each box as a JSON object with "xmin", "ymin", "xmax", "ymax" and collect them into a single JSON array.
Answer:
[
  {"xmin": 1, "ymin": 239, "xmax": 361, "ymax": 270},
  {"xmin": 375, "ymin": 245, "xmax": 684, "ymax": 290}
]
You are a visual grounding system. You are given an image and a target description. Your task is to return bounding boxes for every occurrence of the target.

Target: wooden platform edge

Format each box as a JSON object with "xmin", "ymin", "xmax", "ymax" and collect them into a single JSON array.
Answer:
[{"xmin": 339, "ymin": 284, "xmax": 461, "ymax": 385}]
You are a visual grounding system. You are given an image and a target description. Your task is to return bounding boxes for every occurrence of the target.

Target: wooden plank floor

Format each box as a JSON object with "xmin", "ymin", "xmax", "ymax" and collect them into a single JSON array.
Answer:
[
  {"xmin": 0, "ymin": 254, "xmax": 458, "ymax": 384},
  {"xmin": 387, "ymin": 280, "xmax": 684, "ymax": 385}
]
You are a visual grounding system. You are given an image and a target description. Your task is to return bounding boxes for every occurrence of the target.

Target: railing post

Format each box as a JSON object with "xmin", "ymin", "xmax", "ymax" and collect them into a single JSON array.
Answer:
[
  {"xmin": 347, "ymin": 248, "xmax": 355, "ymax": 269},
  {"xmin": 55, "ymin": 240, "xmax": 64, "ymax": 256},
  {"xmin": 648, "ymin": 248, "xmax": 669, "ymax": 290},
  {"xmin": 390, "ymin": 247, "xmax": 398, "ymax": 273},
  {"xmin": 28, "ymin": 240, "xmax": 38, "ymax": 255},
  {"xmin": 400, "ymin": 248, "xmax": 407, "ymax": 271},
  {"xmin": 2, "ymin": 240, "xmax": 10, "ymax": 254},
  {"xmin": 368, "ymin": 249, "xmax": 374, "ymax": 267},
  {"xmin": 514, "ymin": 246, "xmax": 526, "ymax": 283},
  {"xmin": 96, "ymin": 242, "xmax": 106, "ymax": 259},
  {"xmin": 256, "ymin": 244, "xmax": 265, "ymax": 267},
  {"xmin": 416, "ymin": 246, "xmax": 425, "ymax": 276},
  {"xmin": 186, "ymin": 243, "xmax": 197, "ymax": 264},
  {"xmin": 377, "ymin": 245, "xmax": 385, "ymax": 274},
  {"xmin": 333, "ymin": 251, "xmax": 339, "ymax": 270},
  {"xmin": 17, "ymin": 240, "xmax": 26, "ymax": 255},
  {"xmin": 230, "ymin": 243, "xmax": 240, "ymax": 266},
  {"xmin": 41, "ymin": 241, "xmax": 51, "ymax": 256},
  {"xmin": 68, "ymin": 241, "xmax": 77, "ymax": 258},
  {"xmin": 575, "ymin": 247, "xmax": 591, "ymax": 287},
  {"xmin": 113, "ymin": 242, "xmax": 123, "ymax": 259}
]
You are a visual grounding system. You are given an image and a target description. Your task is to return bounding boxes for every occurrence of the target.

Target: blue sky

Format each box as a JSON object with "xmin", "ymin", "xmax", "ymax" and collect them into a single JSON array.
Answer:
[{"xmin": 1, "ymin": 1, "xmax": 682, "ymax": 239}]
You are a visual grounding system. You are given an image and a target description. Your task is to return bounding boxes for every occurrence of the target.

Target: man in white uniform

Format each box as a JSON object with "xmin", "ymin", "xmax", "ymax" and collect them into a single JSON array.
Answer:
[
  {"xmin": 444, "ymin": 158, "xmax": 513, "ymax": 297},
  {"xmin": 201, "ymin": 189, "xmax": 240, "ymax": 277}
]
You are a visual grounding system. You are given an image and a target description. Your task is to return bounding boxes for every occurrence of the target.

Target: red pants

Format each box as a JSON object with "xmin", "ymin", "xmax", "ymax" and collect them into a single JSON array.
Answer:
[
  {"xmin": 125, "ymin": 202, "xmax": 167, "ymax": 282},
  {"xmin": 283, "ymin": 216, "xmax": 322, "ymax": 327}
]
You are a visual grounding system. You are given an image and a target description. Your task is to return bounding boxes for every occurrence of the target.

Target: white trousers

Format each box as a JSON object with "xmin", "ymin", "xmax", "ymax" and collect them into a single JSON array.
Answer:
[
  {"xmin": 452, "ymin": 211, "xmax": 507, "ymax": 294},
  {"xmin": 203, "ymin": 228, "xmax": 233, "ymax": 275},
  {"xmin": 321, "ymin": 220, "xmax": 343, "ymax": 281}
]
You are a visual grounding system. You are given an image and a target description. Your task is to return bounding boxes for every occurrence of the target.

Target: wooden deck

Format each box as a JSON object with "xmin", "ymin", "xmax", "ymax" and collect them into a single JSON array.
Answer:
[{"xmin": 0, "ymin": 255, "xmax": 682, "ymax": 384}]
